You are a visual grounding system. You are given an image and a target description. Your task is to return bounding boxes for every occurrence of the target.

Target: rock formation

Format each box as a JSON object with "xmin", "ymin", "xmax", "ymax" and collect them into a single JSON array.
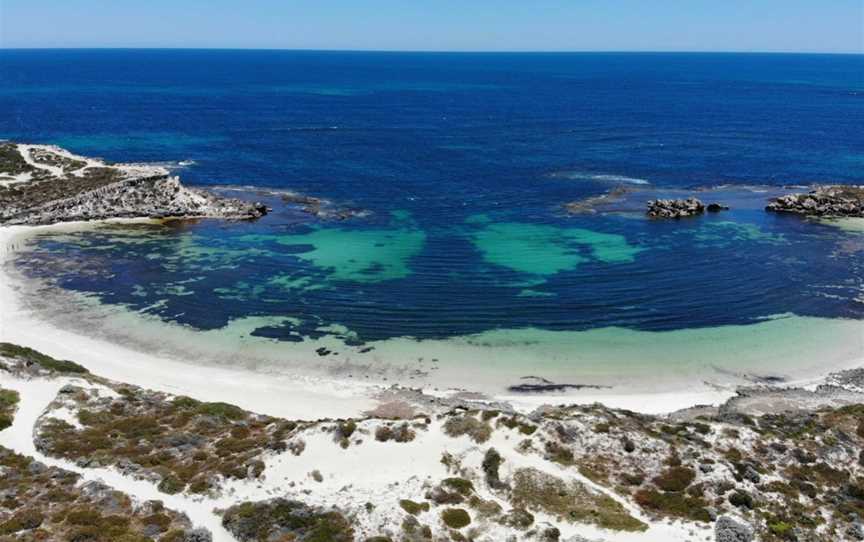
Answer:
[
  {"xmin": 647, "ymin": 197, "xmax": 705, "ymax": 218},
  {"xmin": 0, "ymin": 142, "xmax": 267, "ymax": 225},
  {"xmin": 766, "ymin": 185, "xmax": 864, "ymax": 217}
]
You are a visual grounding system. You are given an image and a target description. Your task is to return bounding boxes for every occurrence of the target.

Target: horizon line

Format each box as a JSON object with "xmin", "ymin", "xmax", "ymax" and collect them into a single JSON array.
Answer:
[{"xmin": 1, "ymin": 46, "xmax": 862, "ymax": 56}]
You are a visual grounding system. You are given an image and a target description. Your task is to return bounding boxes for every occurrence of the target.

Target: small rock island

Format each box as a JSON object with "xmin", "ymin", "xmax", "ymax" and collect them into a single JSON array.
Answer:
[{"xmin": 767, "ymin": 185, "xmax": 864, "ymax": 217}]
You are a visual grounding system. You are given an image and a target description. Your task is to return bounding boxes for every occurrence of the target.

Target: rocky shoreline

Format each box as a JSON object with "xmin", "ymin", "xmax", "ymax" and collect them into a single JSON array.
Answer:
[{"xmin": 0, "ymin": 143, "xmax": 267, "ymax": 225}]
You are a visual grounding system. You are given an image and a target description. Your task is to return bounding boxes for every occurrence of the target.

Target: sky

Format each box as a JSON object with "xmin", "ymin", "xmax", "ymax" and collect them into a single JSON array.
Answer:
[{"xmin": 0, "ymin": 0, "xmax": 862, "ymax": 53}]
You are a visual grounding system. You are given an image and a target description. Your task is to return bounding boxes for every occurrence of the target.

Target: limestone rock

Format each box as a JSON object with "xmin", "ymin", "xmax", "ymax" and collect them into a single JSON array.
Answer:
[
  {"xmin": 647, "ymin": 197, "xmax": 705, "ymax": 218},
  {"xmin": 715, "ymin": 516, "xmax": 754, "ymax": 542}
]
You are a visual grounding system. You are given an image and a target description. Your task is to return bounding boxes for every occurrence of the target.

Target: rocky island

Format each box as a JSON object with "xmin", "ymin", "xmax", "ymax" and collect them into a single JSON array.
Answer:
[
  {"xmin": 0, "ymin": 143, "xmax": 267, "ymax": 225},
  {"xmin": 647, "ymin": 197, "xmax": 728, "ymax": 219},
  {"xmin": 766, "ymin": 185, "xmax": 864, "ymax": 217}
]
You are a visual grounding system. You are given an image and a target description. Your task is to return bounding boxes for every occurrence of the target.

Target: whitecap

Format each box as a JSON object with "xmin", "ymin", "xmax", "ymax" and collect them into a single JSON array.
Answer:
[{"xmin": 549, "ymin": 171, "xmax": 650, "ymax": 185}]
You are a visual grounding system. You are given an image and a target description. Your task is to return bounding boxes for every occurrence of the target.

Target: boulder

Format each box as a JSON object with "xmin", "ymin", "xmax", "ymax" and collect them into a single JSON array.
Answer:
[
  {"xmin": 715, "ymin": 516, "xmax": 754, "ymax": 542},
  {"xmin": 647, "ymin": 197, "xmax": 705, "ymax": 218}
]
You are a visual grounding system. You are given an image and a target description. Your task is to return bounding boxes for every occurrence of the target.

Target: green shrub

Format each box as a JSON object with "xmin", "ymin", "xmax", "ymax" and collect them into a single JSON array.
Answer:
[
  {"xmin": 399, "ymin": 499, "xmax": 429, "ymax": 515},
  {"xmin": 633, "ymin": 489, "xmax": 711, "ymax": 522},
  {"xmin": 0, "ymin": 343, "xmax": 87, "ymax": 373},
  {"xmin": 441, "ymin": 508, "xmax": 471, "ymax": 529},
  {"xmin": 0, "ymin": 509, "xmax": 44, "ymax": 534},
  {"xmin": 652, "ymin": 467, "xmax": 696, "ymax": 492},
  {"xmin": 195, "ymin": 401, "xmax": 245, "ymax": 420},
  {"xmin": 442, "ymin": 478, "xmax": 474, "ymax": 495},
  {"xmin": 443, "ymin": 416, "xmax": 492, "ymax": 444},
  {"xmin": 728, "ymin": 490, "xmax": 754, "ymax": 509}
]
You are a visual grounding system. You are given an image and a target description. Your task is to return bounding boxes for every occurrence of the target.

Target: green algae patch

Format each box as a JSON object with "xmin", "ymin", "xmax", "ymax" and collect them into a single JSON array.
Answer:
[
  {"xmin": 512, "ymin": 468, "xmax": 647, "ymax": 532},
  {"xmin": 250, "ymin": 225, "xmax": 427, "ymax": 284},
  {"xmin": 470, "ymin": 222, "xmax": 643, "ymax": 276},
  {"xmin": 695, "ymin": 221, "xmax": 786, "ymax": 246}
]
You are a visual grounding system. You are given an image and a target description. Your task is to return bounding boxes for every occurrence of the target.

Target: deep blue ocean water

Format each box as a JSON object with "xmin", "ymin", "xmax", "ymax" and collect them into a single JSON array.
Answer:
[{"xmin": 1, "ymin": 50, "xmax": 863, "ymax": 346}]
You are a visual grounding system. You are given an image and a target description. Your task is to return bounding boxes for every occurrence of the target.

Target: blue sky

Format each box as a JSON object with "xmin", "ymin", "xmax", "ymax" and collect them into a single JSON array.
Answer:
[{"xmin": 1, "ymin": 0, "xmax": 862, "ymax": 53}]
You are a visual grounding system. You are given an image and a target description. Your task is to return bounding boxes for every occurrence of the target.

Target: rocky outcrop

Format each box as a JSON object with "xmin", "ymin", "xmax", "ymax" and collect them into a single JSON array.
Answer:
[
  {"xmin": 0, "ymin": 142, "xmax": 267, "ymax": 225},
  {"xmin": 715, "ymin": 516, "xmax": 754, "ymax": 542},
  {"xmin": 647, "ymin": 197, "xmax": 705, "ymax": 218},
  {"xmin": 766, "ymin": 185, "xmax": 864, "ymax": 217},
  {"xmin": 2, "ymin": 175, "xmax": 267, "ymax": 225}
]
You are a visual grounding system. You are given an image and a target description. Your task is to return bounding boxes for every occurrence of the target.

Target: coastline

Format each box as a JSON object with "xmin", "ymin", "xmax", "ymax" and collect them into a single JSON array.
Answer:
[{"xmin": 2, "ymin": 221, "xmax": 862, "ymax": 419}]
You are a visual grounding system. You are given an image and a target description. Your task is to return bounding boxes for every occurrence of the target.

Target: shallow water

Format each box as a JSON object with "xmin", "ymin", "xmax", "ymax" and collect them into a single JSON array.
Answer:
[{"xmin": 1, "ymin": 50, "xmax": 862, "ymax": 382}]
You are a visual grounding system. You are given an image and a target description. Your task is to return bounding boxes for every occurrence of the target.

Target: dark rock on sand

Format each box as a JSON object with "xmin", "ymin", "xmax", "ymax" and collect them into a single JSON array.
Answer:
[
  {"xmin": 508, "ymin": 376, "xmax": 610, "ymax": 393},
  {"xmin": 766, "ymin": 185, "xmax": 864, "ymax": 217}
]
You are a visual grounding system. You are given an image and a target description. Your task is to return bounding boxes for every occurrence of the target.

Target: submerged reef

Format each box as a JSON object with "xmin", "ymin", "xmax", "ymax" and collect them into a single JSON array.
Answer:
[
  {"xmin": 0, "ymin": 142, "xmax": 267, "ymax": 225},
  {"xmin": 2, "ymin": 343, "xmax": 864, "ymax": 541}
]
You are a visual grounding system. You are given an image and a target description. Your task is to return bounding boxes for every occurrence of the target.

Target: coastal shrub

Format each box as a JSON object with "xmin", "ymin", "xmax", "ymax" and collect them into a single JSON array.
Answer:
[
  {"xmin": 633, "ymin": 489, "xmax": 711, "ymax": 522},
  {"xmin": 443, "ymin": 416, "xmax": 492, "ymax": 444},
  {"xmin": 157, "ymin": 475, "xmax": 184, "ymax": 495},
  {"xmin": 652, "ymin": 467, "xmax": 696, "ymax": 492},
  {"xmin": 441, "ymin": 508, "xmax": 471, "ymax": 529},
  {"xmin": 0, "ymin": 343, "xmax": 88, "ymax": 373},
  {"xmin": 501, "ymin": 508, "xmax": 534, "ymax": 529},
  {"xmin": 222, "ymin": 499, "xmax": 354, "ymax": 542},
  {"xmin": 374, "ymin": 423, "xmax": 415, "ymax": 443},
  {"xmin": 0, "ymin": 509, "xmax": 44, "ymax": 534},
  {"xmin": 496, "ymin": 415, "xmax": 537, "ymax": 435},
  {"xmin": 621, "ymin": 473, "xmax": 645, "ymax": 486},
  {"xmin": 399, "ymin": 499, "xmax": 429, "ymax": 515},
  {"xmin": 467, "ymin": 495, "xmax": 502, "ymax": 518},
  {"xmin": 544, "ymin": 441, "xmax": 574, "ymax": 465},
  {"xmin": 728, "ymin": 490, "xmax": 754, "ymax": 509},
  {"xmin": 339, "ymin": 420, "xmax": 357, "ymax": 438},
  {"xmin": 482, "ymin": 448, "xmax": 506, "ymax": 489},
  {"xmin": 0, "ymin": 388, "xmax": 19, "ymax": 430},
  {"xmin": 768, "ymin": 520, "xmax": 794, "ymax": 537},
  {"xmin": 512, "ymin": 468, "xmax": 646, "ymax": 532},
  {"xmin": 593, "ymin": 422, "xmax": 611, "ymax": 433},
  {"xmin": 195, "ymin": 401, "xmax": 245, "ymax": 421},
  {"xmin": 442, "ymin": 477, "xmax": 474, "ymax": 495},
  {"xmin": 577, "ymin": 462, "xmax": 609, "ymax": 484},
  {"xmin": 481, "ymin": 410, "xmax": 499, "ymax": 421}
]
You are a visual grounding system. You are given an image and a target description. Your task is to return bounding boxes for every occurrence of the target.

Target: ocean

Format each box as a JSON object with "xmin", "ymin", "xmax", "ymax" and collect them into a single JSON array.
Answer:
[{"xmin": 1, "ymin": 50, "xmax": 862, "ymax": 387}]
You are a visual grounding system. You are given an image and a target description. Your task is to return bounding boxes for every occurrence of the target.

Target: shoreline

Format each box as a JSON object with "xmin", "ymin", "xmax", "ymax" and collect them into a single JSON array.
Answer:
[{"xmin": 1, "ymin": 221, "xmax": 863, "ymax": 419}]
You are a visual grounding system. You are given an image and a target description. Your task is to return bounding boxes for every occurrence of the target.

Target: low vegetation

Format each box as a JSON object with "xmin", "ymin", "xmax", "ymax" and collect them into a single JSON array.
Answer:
[
  {"xmin": 0, "ymin": 446, "xmax": 206, "ymax": 541},
  {"xmin": 35, "ymin": 384, "xmax": 289, "ymax": 496},
  {"xmin": 221, "ymin": 498, "xmax": 354, "ymax": 542}
]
